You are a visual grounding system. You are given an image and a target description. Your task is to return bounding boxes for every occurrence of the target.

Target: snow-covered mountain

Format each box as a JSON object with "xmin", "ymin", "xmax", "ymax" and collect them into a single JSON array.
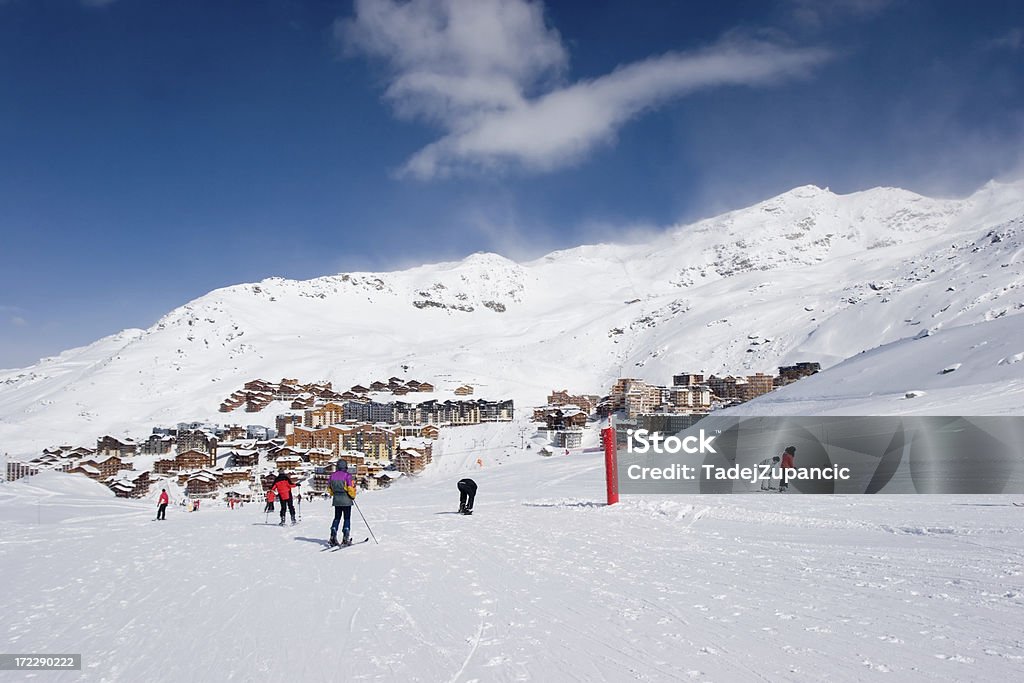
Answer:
[{"xmin": 3, "ymin": 180, "xmax": 1024, "ymax": 455}]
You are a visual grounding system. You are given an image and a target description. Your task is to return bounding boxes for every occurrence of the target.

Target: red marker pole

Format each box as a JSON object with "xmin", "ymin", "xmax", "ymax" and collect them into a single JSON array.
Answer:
[{"xmin": 602, "ymin": 426, "xmax": 619, "ymax": 506}]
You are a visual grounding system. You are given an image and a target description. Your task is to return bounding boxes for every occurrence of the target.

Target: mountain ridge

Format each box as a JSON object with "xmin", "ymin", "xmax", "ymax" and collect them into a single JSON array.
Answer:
[{"xmin": 2, "ymin": 179, "xmax": 1024, "ymax": 455}]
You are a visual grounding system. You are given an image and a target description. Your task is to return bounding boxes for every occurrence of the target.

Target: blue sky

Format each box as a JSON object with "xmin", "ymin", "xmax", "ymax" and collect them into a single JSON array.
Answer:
[{"xmin": 1, "ymin": 0, "xmax": 1023, "ymax": 368}]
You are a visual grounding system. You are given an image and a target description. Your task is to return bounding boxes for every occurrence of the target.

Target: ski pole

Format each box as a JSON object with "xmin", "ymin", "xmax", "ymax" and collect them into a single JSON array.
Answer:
[{"xmin": 353, "ymin": 500, "xmax": 378, "ymax": 544}]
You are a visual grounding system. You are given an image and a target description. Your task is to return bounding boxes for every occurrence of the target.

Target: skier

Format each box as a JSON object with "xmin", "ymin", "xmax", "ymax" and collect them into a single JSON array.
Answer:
[
  {"xmin": 265, "ymin": 487, "xmax": 275, "ymax": 513},
  {"xmin": 157, "ymin": 488, "xmax": 169, "ymax": 520},
  {"xmin": 328, "ymin": 460, "xmax": 356, "ymax": 546},
  {"xmin": 779, "ymin": 446, "xmax": 796, "ymax": 492},
  {"xmin": 457, "ymin": 478, "xmax": 477, "ymax": 514},
  {"xmin": 272, "ymin": 471, "xmax": 297, "ymax": 525},
  {"xmin": 757, "ymin": 456, "xmax": 781, "ymax": 491}
]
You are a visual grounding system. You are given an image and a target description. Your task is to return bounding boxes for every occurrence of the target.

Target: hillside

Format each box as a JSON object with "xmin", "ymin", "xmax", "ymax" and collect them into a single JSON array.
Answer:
[{"xmin": 3, "ymin": 180, "xmax": 1024, "ymax": 454}]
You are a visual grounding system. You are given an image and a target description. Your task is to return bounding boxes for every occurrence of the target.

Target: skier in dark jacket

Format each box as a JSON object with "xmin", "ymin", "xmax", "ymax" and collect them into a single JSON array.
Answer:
[
  {"xmin": 272, "ymin": 471, "xmax": 296, "ymax": 525},
  {"xmin": 328, "ymin": 460, "xmax": 355, "ymax": 546},
  {"xmin": 457, "ymin": 478, "xmax": 477, "ymax": 514}
]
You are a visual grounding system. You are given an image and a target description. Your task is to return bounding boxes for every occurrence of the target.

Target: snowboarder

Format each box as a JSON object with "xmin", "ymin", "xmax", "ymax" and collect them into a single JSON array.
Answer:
[
  {"xmin": 779, "ymin": 446, "xmax": 796, "ymax": 491},
  {"xmin": 328, "ymin": 460, "xmax": 356, "ymax": 546},
  {"xmin": 457, "ymin": 478, "xmax": 477, "ymax": 514},
  {"xmin": 272, "ymin": 471, "xmax": 296, "ymax": 525},
  {"xmin": 265, "ymin": 488, "xmax": 275, "ymax": 513},
  {"xmin": 157, "ymin": 488, "xmax": 169, "ymax": 520},
  {"xmin": 758, "ymin": 456, "xmax": 781, "ymax": 490}
]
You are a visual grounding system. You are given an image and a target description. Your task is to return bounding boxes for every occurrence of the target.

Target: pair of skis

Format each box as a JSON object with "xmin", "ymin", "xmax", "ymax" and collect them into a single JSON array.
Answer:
[{"xmin": 322, "ymin": 537, "xmax": 370, "ymax": 551}]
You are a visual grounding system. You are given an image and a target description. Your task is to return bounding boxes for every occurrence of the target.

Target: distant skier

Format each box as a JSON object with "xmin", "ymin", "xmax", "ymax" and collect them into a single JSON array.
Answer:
[
  {"xmin": 328, "ymin": 460, "xmax": 356, "ymax": 546},
  {"xmin": 757, "ymin": 456, "xmax": 781, "ymax": 491},
  {"xmin": 157, "ymin": 488, "xmax": 169, "ymax": 520},
  {"xmin": 265, "ymin": 488, "xmax": 276, "ymax": 513},
  {"xmin": 457, "ymin": 478, "xmax": 477, "ymax": 514},
  {"xmin": 272, "ymin": 471, "xmax": 296, "ymax": 525},
  {"xmin": 779, "ymin": 446, "xmax": 796, "ymax": 492}
]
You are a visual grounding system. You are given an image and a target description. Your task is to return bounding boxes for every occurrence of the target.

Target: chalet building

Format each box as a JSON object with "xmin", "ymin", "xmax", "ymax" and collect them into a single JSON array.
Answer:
[
  {"xmin": 392, "ymin": 385, "xmax": 411, "ymax": 396},
  {"xmin": 668, "ymin": 385, "xmax": 712, "ymax": 411},
  {"xmin": 225, "ymin": 450, "xmax": 259, "ymax": 468},
  {"xmin": 71, "ymin": 455, "xmax": 128, "ymax": 480},
  {"xmin": 478, "ymin": 399, "xmax": 514, "ymax": 422},
  {"xmin": 177, "ymin": 429, "xmax": 218, "ymax": 456},
  {"xmin": 343, "ymin": 400, "xmax": 394, "ymax": 424},
  {"xmin": 140, "ymin": 433, "xmax": 175, "ymax": 455},
  {"xmin": 96, "ymin": 435, "xmax": 137, "ymax": 458},
  {"xmin": 6, "ymin": 461, "xmax": 39, "ymax": 482},
  {"xmin": 68, "ymin": 463, "xmax": 102, "ymax": 479},
  {"xmin": 175, "ymin": 449, "xmax": 215, "ymax": 471},
  {"xmin": 350, "ymin": 384, "xmax": 370, "ymax": 394},
  {"xmin": 394, "ymin": 450, "xmax": 428, "ymax": 475},
  {"xmin": 741, "ymin": 373, "xmax": 775, "ymax": 401},
  {"xmin": 275, "ymin": 455, "xmax": 303, "ymax": 471},
  {"xmin": 305, "ymin": 402, "xmax": 347, "ymax": 428},
  {"xmin": 388, "ymin": 377, "xmax": 404, "ymax": 389},
  {"xmin": 276, "ymin": 413, "xmax": 304, "ymax": 437},
  {"xmin": 185, "ymin": 470, "xmax": 220, "ymax": 497},
  {"xmin": 543, "ymin": 408, "xmax": 588, "ymax": 430},
  {"xmin": 219, "ymin": 468, "xmax": 251, "ymax": 487},
  {"xmin": 405, "ymin": 380, "xmax": 421, "ymax": 390},
  {"xmin": 306, "ymin": 448, "xmax": 335, "ymax": 467},
  {"xmin": 107, "ymin": 471, "xmax": 151, "ymax": 498},
  {"xmin": 554, "ymin": 429, "xmax": 584, "ymax": 449},
  {"xmin": 416, "ymin": 382, "xmax": 434, "ymax": 392},
  {"xmin": 291, "ymin": 395, "xmax": 315, "ymax": 410},
  {"xmin": 672, "ymin": 373, "xmax": 706, "ymax": 387},
  {"xmin": 369, "ymin": 381, "xmax": 389, "ymax": 392},
  {"xmin": 397, "ymin": 424, "xmax": 440, "ymax": 440},
  {"xmin": 221, "ymin": 425, "xmax": 248, "ymax": 442},
  {"xmin": 246, "ymin": 425, "xmax": 273, "ymax": 441},
  {"xmin": 453, "ymin": 384, "xmax": 474, "ymax": 396},
  {"xmin": 547, "ymin": 390, "xmax": 599, "ymax": 414},
  {"xmin": 777, "ymin": 362, "xmax": 821, "ymax": 385}
]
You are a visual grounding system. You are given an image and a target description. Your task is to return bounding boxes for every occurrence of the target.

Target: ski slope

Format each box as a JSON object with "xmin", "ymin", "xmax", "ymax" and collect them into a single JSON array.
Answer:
[{"xmin": 2, "ymin": 454, "xmax": 1022, "ymax": 682}]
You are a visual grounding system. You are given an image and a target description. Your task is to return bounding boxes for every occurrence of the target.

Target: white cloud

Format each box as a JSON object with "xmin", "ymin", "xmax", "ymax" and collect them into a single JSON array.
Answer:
[
  {"xmin": 10, "ymin": 316, "xmax": 27, "ymax": 328},
  {"xmin": 340, "ymin": 0, "xmax": 831, "ymax": 179}
]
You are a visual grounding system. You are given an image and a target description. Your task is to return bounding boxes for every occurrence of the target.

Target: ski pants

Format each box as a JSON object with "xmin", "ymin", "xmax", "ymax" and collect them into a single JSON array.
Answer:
[
  {"xmin": 279, "ymin": 497, "xmax": 296, "ymax": 522},
  {"xmin": 458, "ymin": 480, "xmax": 477, "ymax": 511},
  {"xmin": 157, "ymin": 503, "xmax": 167, "ymax": 520},
  {"xmin": 779, "ymin": 469, "xmax": 791, "ymax": 490},
  {"xmin": 331, "ymin": 505, "xmax": 352, "ymax": 539},
  {"xmin": 265, "ymin": 501, "xmax": 274, "ymax": 512}
]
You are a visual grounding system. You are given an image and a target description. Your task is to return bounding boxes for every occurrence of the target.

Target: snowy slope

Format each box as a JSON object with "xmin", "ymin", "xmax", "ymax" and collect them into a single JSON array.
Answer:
[
  {"xmin": 730, "ymin": 313, "xmax": 1024, "ymax": 416},
  {"xmin": 3, "ymin": 180, "xmax": 1024, "ymax": 454},
  {"xmin": 2, "ymin": 452, "xmax": 1022, "ymax": 681}
]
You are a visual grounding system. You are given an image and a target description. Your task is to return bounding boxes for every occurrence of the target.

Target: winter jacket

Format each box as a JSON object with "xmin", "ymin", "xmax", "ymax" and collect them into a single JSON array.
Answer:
[
  {"xmin": 328, "ymin": 470, "xmax": 354, "ymax": 507},
  {"xmin": 781, "ymin": 453, "xmax": 795, "ymax": 469},
  {"xmin": 272, "ymin": 478, "xmax": 293, "ymax": 501},
  {"xmin": 158, "ymin": 491, "xmax": 169, "ymax": 505},
  {"xmin": 266, "ymin": 489, "xmax": 275, "ymax": 503}
]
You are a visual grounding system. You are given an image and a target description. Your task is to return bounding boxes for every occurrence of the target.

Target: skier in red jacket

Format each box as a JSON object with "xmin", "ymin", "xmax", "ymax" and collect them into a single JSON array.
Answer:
[
  {"xmin": 272, "ymin": 471, "xmax": 296, "ymax": 526},
  {"xmin": 779, "ymin": 446, "xmax": 796, "ymax": 491},
  {"xmin": 157, "ymin": 489, "xmax": 169, "ymax": 520}
]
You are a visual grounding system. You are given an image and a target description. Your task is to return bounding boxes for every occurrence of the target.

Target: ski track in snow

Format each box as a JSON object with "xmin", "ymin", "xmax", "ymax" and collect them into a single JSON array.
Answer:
[{"xmin": 2, "ymin": 451, "xmax": 1024, "ymax": 682}]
